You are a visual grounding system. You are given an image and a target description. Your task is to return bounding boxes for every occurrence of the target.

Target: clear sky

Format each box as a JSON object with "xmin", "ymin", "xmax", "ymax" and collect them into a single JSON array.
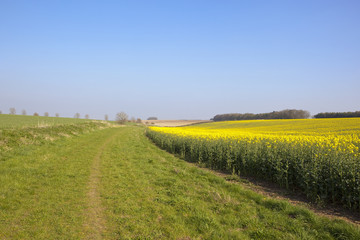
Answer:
[{"xmin": 1, "ymin": 0, "xmax": 359, "ymax": 120}]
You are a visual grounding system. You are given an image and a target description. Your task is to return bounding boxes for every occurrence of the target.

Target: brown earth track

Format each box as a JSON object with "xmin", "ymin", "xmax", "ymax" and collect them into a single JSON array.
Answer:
[{"xmin": 142, "ymin": 120, "xmax": 211, "ymax": 127}]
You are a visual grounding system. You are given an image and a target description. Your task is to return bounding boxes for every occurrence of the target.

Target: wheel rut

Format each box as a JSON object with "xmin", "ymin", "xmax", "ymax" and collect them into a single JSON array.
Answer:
[{"xmin": 83, "ymin": 131, "xmax": 119, "ymax": 239}]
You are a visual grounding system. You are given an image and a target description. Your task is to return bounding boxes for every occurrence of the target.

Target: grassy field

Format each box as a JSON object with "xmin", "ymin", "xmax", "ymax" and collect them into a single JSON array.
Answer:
[
  {"xmin": 147, "ymin": 118, "xmax": 360, "ymax": 209},
  {"xmin": 1, "ymin": 116, "xmax": 360, "ymax": 239},
  {"xmin": 0, "ymin": 114, "xmax": 91, "ymax": 129},
  {"xmin": 0, "ymin": 115, "xmax": 110, "ymax": 161}
]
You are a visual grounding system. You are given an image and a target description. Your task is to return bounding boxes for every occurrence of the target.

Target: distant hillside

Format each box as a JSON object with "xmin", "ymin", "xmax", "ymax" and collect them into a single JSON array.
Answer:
[{"xmin": 212, "ymin": 109, "xmax": 310, "ymax": 121}]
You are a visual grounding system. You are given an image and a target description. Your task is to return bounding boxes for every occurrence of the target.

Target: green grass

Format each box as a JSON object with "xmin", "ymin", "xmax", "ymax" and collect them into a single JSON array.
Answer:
[
  {"xmin": 0, "ymin": 120, "xmax": 111, "ymax": 161},
  {"xmin": 0, "ymin": 114, "xmax": 92, "ymax": 129},
  {"xmin": 0, "ymin": 129, "xmax": 119, "ymax": 239},
  {"xmin": 1, "ymin": 124, "xmax": 359, "ymax": 239}
]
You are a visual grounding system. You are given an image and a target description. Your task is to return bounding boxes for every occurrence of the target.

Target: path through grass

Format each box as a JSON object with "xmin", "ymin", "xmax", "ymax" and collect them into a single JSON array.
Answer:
[
  {"xmin": 1, "ymin": 125, "xmax": 359, "ymax": 239},
  {"xmin": 0, "ymin": 127, "xmax": 116, "ymax": 239}
]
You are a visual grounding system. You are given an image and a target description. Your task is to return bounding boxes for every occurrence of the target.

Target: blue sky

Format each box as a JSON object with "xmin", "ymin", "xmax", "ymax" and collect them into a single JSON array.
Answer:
[{"xmin": 1, "ymin": 0, "xmax": 359, "ymax": 120}]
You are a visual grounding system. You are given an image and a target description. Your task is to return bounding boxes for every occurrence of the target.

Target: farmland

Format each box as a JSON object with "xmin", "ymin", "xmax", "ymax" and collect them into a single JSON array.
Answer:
[
  {"xmin": 1, "ymin": 115, "xmax": 360, "ymax": 239},
  {"xmin": 147, "ymin": 118, "xmax": 360, "ymax": 209}
]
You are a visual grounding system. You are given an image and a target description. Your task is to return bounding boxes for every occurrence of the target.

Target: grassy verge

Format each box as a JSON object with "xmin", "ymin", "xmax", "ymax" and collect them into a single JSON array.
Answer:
[
  {"xmin": 0, "ymin": 121, "xmax": 110, "ymax": 161},
  {"xmin": 0, "ymin": 114, "xmax": 92, "ymax": 129}
]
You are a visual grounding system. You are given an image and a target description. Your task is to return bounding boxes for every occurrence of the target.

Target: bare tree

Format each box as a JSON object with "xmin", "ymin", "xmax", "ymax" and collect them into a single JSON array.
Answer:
[
  {"xmin": 115, "ymin": 112, "xmax": 128, "ymax": 124},
  {"xmin": 9, "ymin": 108, "xmax": 16, "ymax": 115},
  {"xmin": 85, "ymin": 114, "xmax": 89, "ymax": 119},
  {"xmin": 44, "ymin": 112, "xmax": 49, "ymax": 117},
  {"xmin": 104, "ymin": 114, "xmax": 109, "ymax": 121},
  {"xmin": 22, "ymin": 109, "xmax": 27, "ymax": 115},
  {"xmin": 74, "ymin": 113, "xmax": 80, "ymax": 119},
  {"xmin": 0, "ymin": 110, "xmax": 2, "ymax": 114},
  {"xmin": 55, "ymin": 113, "xmax": 59, "ymax": 117},
  {"xmin": 131, "ymin": 117, "xmax": 136, "ymax": 123},
  {"xmin": 136, "ymin": 118, "xmax": 142, "ymax": 124},
  {"xmin": 33, "ymin": 112, "xmax": 39, "ymax": 116}
]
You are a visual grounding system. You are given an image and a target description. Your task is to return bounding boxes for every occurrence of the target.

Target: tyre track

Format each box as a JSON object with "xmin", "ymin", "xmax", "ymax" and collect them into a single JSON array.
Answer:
[{"xmin": 83, "ymin": 130, "xmax": 119, "ymax": 239}]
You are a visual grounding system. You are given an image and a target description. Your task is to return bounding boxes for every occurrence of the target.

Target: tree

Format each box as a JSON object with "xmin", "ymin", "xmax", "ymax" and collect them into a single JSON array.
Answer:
[
  {"xmin": 0, "ymin": 110, "xmax": 2, "ymax": 114},
  {"xmin": 33, "ymin": 112, "xmax": 39, "ymax": 116},
  {"xmin": 116, "ymin": 112, "xmax": 128, "ymax": 124},
  {"xmin": 213, "ymin": 109, "xmax": 310, "ymax": 121},
  {"xmin": 136, "ymin": 118, "xmax": 142, "ymax": 124},
  {"xmin": 22, "ymin": 109, "xmax": 27, "ymax": 115},
  {"xmin": 74, "ymin": 113, "xmax": 80, "ymax": 119},
  {"xmin": 85, "ymin": 114, "xmax": 89, "ymax": 119},
  {"xmin": 130, "ymin": 117, "xmax": 136, "ymax": 123},
  {"xmin": 44, "ymin": 112, "xmax": 49, "ymax": 117},
  {"xmin": 314, "ymin": 111, "xmax": 360, "ymax": 118},
  {"xmin": 147, "ymin": 117, "xmax": 158, "ymax": 120},
  {"xmin": 9, "ymin": 108, "xmax": 16, "ymax": 115},
  {"xmin": 105, "ymin": 114, "xmax": 109, "ymax": 121},
  {"xmin": 55, "ymin": 113, "xmax": 60, "ymax": 117}
]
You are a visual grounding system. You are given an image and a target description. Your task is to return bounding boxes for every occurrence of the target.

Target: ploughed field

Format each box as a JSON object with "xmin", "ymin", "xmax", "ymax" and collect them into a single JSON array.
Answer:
[
  {"xmin": 1, "ymin": 115, "xmax": 360, "ymax": 239},
  {"xmin": 143, "ymin": 119, "xmax": 212, "ymax": 127},
  {"xmin": 147, "ymin": 118, "xmax": 360, "ymax": 210}
]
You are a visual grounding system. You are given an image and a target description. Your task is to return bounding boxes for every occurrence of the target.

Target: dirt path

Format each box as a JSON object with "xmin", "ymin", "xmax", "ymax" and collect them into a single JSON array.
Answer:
[
  {"xmin": 142, "ymin": 119, "xmax": 211, "ymax": 127},
  {"xmin": 83, "ymin": 132, "xmax": 118, "ymax": 239}
]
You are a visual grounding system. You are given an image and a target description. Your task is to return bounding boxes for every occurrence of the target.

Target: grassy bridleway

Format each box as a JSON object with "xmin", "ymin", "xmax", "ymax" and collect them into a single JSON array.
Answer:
[{"xmin": 1, "ymin": 125, "xmax": 360, "ymax": 239}]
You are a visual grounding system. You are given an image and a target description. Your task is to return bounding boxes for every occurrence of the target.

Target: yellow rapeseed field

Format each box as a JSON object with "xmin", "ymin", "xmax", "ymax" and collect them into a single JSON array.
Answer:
[
  {"xmin": 147, "ymin": 118, "xmax": 360, "ymax": 209},
  {"xmin": 150, "ymin": 118, "xmax": 360, "ymax": 157}
]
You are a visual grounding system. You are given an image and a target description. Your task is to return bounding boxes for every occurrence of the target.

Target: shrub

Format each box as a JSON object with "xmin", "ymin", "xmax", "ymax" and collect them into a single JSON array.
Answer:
[{"xmin": 116, "ymin": 112, "xmax": 128, "ymax": 124}]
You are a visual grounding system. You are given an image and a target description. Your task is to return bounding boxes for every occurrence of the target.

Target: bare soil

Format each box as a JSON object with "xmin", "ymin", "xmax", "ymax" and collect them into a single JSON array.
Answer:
[{"xmin": 142, "ymin": 120, "xmax": 211, "ymax": 127}]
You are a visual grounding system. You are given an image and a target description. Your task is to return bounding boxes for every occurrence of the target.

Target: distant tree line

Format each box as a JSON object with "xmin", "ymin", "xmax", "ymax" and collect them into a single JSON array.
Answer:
[
  {"xmin": 0, "ymin": 108, "xmax": 146, "ymax": 123},
  {"xmin": 314, "ymin": 111, "xmax": 360, "ymax": 118},
  {"xmin": 212, "ymin": 109, "xmax": 310, "ymax": 121}
]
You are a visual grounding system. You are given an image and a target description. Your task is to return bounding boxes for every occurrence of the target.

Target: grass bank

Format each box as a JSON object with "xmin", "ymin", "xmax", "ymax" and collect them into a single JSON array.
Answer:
[
  {"xmin": 0, "ymin": 114, "xmax": 91, "ymax": 129},
  {"xmin": 0, "ymin": 121, "xmax": 111, "ymax": 161}
]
